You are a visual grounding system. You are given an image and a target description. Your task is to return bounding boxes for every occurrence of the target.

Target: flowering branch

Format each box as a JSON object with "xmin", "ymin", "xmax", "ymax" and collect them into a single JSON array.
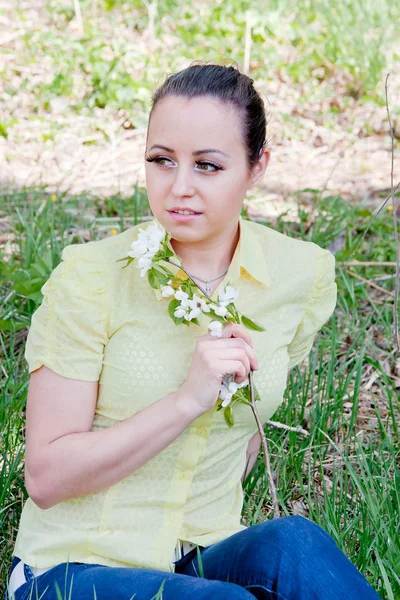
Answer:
[
  {"xmin": 117, "ymin": 220, "xmax": 303, "ymax": 518},
  {"xmin": 249, "ymin": 371, "xmax": 279, "ymax": 519}
]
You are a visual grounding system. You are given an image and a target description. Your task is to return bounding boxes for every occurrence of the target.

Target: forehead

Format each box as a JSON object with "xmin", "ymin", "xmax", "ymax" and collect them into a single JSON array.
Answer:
[{"xmin": 147, "ymin": 95, "xmax": 243, "ymax": 150}]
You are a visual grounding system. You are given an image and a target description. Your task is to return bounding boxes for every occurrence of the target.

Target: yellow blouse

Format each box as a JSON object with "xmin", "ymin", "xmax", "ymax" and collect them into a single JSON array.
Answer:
[{"xmin": 13, "ymin": 215, "xmax": 337, "ymax": 572}]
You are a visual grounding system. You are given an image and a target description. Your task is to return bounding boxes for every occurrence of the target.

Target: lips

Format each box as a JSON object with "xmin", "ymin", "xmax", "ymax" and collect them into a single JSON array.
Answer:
[
  {"xmin": 169, "ymin": 208, "xmax": 202, "ymax": 215},
  {"xmin": 168, "ymin": 211, "xmax": 203, "ymax": 223}
]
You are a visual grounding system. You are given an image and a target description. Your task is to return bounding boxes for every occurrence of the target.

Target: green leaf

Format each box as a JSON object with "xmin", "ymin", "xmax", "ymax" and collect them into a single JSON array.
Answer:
[
  {"xmin": 254, "ymin": 384, "xmax": 262, "ymax": 402},
  {"xmin": 147, "ymin": 268, "xmax": 159, "ymax": 290},
  {"xmin": 152, "ymin": 267, "xmax": 168, "ymax": 284},
  {"xmin": 168, "ymin": 298, "xmax": 181, "ymax": 320},
  {"xmin": 26, "ymin": 291, "xmax": 44, "ymax": 304},
  {"xmin": 223, "ymin": 405, "xmax": 234, "ymax": 427},
  {"xmin": 208, "ymin": 311, "xmax": 226, "ymax": 324},
  {"xmin": 0, "ymin": 319, "xmax": 29, "ymax": 332},
  {"xmin": 241, "ymin": 315, "xmax": 265, "ymax": 332},
  {"xmin": 115, "ymin": 256, "xmax": 133, "ymax": 264},
  {"xmin": 164, "ymin": 245, "xmax": 174, "ymax": 258}
]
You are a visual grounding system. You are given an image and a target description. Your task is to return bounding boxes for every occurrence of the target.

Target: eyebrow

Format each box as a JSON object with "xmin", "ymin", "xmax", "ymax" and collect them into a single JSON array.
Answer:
[{"xmin": 149, "ymin": 144, "xmax": 231, "ymax": 158}]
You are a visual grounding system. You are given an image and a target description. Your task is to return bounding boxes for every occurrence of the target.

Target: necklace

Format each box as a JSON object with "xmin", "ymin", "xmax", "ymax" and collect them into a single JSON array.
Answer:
[{"xmin": 182, "ymin": 265, "xmax": 229, "ymax": 296}]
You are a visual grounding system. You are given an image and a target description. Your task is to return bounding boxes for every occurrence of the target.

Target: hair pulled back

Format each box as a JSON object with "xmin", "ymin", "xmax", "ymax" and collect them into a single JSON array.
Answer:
[{"xmin": 148, "ymin": 62, "xmax": 268, "ymax": 172}]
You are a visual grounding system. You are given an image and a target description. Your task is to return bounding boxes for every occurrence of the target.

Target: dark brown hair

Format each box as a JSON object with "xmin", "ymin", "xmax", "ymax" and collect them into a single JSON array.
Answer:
[{"xmin": 147, "ymin": 62, "xmax": 268, "ymax": 172}]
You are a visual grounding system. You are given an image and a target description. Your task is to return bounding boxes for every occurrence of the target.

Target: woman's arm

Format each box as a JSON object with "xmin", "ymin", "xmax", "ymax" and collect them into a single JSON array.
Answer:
[
  {"xmin": 25, "ymin": 366, "xmax": 203, "ymax": 510},
  {"xmin": 26, "ymin": 323, "xmax": 257, "ymax": 510},
  {"xmin": 241, "ymin": 430, "xmax": 262, "ymax": 484}
]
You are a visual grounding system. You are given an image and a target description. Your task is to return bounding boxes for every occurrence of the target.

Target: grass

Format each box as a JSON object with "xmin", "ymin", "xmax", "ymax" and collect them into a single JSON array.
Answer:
[
  {"xmin": 2, "ymin": 1, "xmax": 399, "ymax": 597},
  {"xmin": 0, "ymin": 184, "xmax": 399, "ymax": 599},
  {"xmin": 2, "ymin": 0, "xmax": 399, "ymax": 143}
]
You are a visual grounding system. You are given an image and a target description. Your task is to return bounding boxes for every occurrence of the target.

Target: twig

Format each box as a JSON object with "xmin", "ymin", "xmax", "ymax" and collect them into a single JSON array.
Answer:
[
  {"xmin": 346, "ymin": 269, "xmax": 395, "ymax": 298},
  {"xmin": 337, "ymin": 261, "xmax": 397, "ymax": 267},
  {"xmin": 243, "ymin": 10, "xmax": 252, "ymax": 75},
  {"xmin": 385, "ymin": 74, "xmax": 400, "ymax": 354},
  {"xmin": 265, "ymin": 419, "xmax": 308, "ymax": 436},
  {"xmin": 347, "ymin": 180, "xmax": 400, "ymax": 262},
  {"xmin": 73, "ymin": 0, "xmax": 84, "ymax": 36},
  {"xmin": 142, "ymin": 0, "xmax": 158, "ymax": 45},
  {"xmin": 249, "ymin": 371, "xmax": 280, "ymax": 519}
]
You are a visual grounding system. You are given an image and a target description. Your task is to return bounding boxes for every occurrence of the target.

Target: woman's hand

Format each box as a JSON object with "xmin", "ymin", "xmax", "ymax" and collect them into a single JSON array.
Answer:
[{"xmin": 178, "ymin": 322, "xmax": 259, "ymax": 415}]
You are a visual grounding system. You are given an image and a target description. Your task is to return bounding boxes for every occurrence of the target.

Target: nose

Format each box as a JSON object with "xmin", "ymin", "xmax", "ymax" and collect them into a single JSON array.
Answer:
[{"xmin": 170, "ymin": 163, "xmax": 196, "ymax": 197}]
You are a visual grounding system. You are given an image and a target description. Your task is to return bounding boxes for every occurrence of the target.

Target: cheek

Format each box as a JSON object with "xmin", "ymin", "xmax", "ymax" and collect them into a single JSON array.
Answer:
[
  {"xmin": 211, "ymin": 174, "xmax": 248, "ymax": 202},
  {"xmin": 145, "ymin": 169, "xmax": 168, "ymax": 200}
]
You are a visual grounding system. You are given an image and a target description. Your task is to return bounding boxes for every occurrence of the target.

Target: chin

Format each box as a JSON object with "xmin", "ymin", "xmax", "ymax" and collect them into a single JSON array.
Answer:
[{"xmin": 168, "ymin": 227, "xmax": 204, "ymax": 243}]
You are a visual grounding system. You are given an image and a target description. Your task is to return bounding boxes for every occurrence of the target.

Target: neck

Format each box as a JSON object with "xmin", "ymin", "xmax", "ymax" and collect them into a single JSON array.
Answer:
[{"xmin": 170, "ymin": 221, "xmax": 240, "ymax": 281}]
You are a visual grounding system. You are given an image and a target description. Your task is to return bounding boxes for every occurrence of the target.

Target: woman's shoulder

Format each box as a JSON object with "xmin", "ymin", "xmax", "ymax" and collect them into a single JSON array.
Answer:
[
  {"xmin": 244, "ymin": 218, "xmax": 335, "ymax": 291},
  {"xmin": 59, "ymin": 221, "xmax": 152, "ymax": 275},
  {"xmin": 247, "ymin": 218, "xmax": 333, "ymax": 264}
]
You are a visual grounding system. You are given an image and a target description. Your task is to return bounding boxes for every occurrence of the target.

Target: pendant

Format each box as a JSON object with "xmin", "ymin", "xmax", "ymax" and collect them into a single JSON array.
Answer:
[{"xmin": 205, "ymin": 281, "xmax": 211, "ymax": 296}]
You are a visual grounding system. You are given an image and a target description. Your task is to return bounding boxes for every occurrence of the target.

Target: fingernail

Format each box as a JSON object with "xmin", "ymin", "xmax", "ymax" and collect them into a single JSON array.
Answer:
[{"xmin": 255, "ymin": 362, "xmax": 260, "ymax": 370}]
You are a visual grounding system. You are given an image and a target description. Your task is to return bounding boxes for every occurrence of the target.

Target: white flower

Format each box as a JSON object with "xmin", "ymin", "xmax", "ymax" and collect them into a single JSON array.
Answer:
[
  {"xmin": 174, "ymin": 291, "xmax": 201, "ymax": 321},
  {"xmin": 186, "ymin": 306, "xmax": 202, "ymax": 321},
  {"xmin": 174, "ymin": 302, "xmax": 201, "ymax": 321},
  {"xmin": 190, "ymin": 293, "xmax": 211, "ymax": 314},
  {"xmin": 128, "ymin": 223, "xmax": 165, "ymax": 261},
  {"xmin": 161, "ymin": 279, "xmax": 175, "ymax": 297},
  {"xmin": 228, "ymin": 379, "xmax": 249, "ymax": 393},
  {"xmin": 209, "ymin": 321, "xmax": 223, "ymax": 337},
  {"xmin": 220, "ymin": 386, "xmax": 233, "ymax": 407},
  {"xmin": 218, "ymin": 285, "xmax": 239, "ymax": 307},
  {"xmin": 174, "ymin": 287, "xmax": 190, "ymax": 302},
  {"xmin": 127, "ymin": 239, "xmax": 148, "ymax": 258},
  {"xmin": 180, "ymin": 298, "xmax": 192, "ymax": 309},
  {"xmin": 209, "ymin": 303, "xmax": 228, "ymax": 317},
  {"xmin": 219, "ymin": 376, "xmax": 249, "ymax": 407},
  {"xmin": 174, "ymin": 307, "xmax": 188, "ymax": 318},
  {"xmin": 137, "ymin": 255, "xmax": 153, "ymax": 277}
]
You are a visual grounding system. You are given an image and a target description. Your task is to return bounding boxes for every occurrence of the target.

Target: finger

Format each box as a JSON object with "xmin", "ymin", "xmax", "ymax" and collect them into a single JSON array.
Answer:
[
  {"xmin": 216, "ymin": 348, "xmax": 251, "ymax": 375},
  {"xmin": 215, "ymin": 340, "xmax": 259, "ymax": 371},
  {"xmin": 220, "ymin": 322, "xmax": 254, "ymax": 347},
  {"xmin": 217, "ymin": 360, "xmax": 247, "ymax": 383}
]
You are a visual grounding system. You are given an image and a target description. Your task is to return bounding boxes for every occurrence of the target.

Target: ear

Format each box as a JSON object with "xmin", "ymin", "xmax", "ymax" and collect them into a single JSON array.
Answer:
[{"xmin": 248, "ymin": 148, "xmax": 270, "ymax": 188}]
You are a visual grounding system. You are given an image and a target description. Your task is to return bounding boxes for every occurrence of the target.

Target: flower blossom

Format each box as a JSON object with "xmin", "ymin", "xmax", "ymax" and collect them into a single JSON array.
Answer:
[
  {"xmin": 219, "ymin": 375, "xmax": 249, "ymax": 407},
  {"xmin": 190, "ymin": 293, "xmax": 210, "ymax": 314},
  {"xmin": 160, "ymin": 280, "xmax": 175, "ymax": 298},
  {"xmin": 218, "ymin": 285, "xmax": 239, "ymax": 307},
  {"xmin": 208, "ymin": 321, "xmax": 223, "ymax": 337},
  {"xmin": 174, "ymin": 287, "xmax": 190, "ymax": 302},
  {"xmin": 127, "ymin": 223, "xmax": 166, "ymax": 277},
  {"xmin": 209, "ymin": 303, "xmax": 228, "ymax": 317}
]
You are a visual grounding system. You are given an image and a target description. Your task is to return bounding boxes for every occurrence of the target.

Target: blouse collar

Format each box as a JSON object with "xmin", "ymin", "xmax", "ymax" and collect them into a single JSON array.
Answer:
[{"xmin": 151, "ymin": 215, "xmax": 270, "ymax": 301}]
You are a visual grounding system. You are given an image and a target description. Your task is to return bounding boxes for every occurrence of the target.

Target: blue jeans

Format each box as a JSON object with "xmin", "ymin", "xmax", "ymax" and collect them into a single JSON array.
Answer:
[{"xmin": 4, "ymin": 516, "xmax": 381, "ymax": 599}]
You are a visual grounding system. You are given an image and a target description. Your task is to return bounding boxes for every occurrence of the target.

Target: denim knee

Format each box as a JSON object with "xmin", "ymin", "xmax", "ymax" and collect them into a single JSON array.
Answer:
[
  {"xmin": 256, "ymin": 515, "xmax": 337, "ymax": 556},
  {"xmin": 203, "ymin": 581, "xmax": 254, "ymax": 599}
]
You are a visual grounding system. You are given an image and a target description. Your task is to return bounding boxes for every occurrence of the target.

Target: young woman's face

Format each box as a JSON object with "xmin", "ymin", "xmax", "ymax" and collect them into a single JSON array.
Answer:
[{"xmin": 144, "ymin": 95, "xmax": 264, "ymax": 244}]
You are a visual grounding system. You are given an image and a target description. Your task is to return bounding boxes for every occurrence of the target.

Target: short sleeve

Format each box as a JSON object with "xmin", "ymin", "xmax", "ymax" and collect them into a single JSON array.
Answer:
[
  {"xmin": 287, "ymin": 249, "xmax": 337, "ymax": 371},
  {"xmin": 24, "ymin": 243, "xmax": 110, "ymax": 381}
]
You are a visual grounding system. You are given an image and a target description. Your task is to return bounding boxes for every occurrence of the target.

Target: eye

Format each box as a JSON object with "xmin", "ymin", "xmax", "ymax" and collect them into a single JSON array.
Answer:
[
  {"xmin": 196, "ymin": 161, "xmax": 222, "ymax": 172},
  {"xmin": 145, "ymin": 155, "xmax": 175, "ymax": 168},
  {"xmin": 145, "ymin": 154, "xmax": 223, "ymax": 172}
]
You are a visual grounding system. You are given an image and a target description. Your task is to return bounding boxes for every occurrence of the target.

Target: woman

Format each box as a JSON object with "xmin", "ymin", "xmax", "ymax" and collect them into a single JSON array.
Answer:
[{"xmin": 5, "ymin": 63, "xmax": 380, "ymax": 600}]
